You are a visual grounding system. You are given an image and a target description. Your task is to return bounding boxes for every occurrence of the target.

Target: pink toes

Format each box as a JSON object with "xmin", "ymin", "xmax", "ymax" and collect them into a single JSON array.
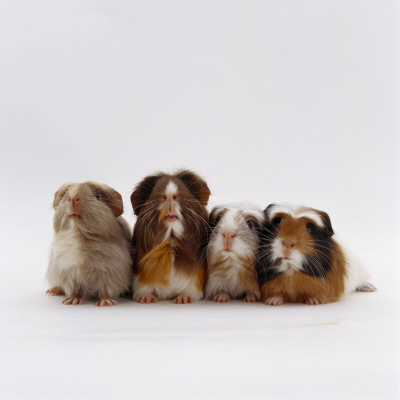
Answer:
[
  {"xmin": 62, "ymin": 297, "xmax": 83, "ymax": 305},
  {"xmin": 305, "ymin": 297, "xmax": 325, "ymax": 305},
  {"xmin": 265, "ymin": 296, "xmax": 284, "ymax": 306},
  {"xmin": 173, "ymin": 295, "xmax": 192, "ymax": 304},
  {"xmin": 46, "ymin": 287, "xmax": 64, "ymax": 296},
  {"xmin": 213, "ymin": 293, "xmax": 230, "ymax": 303},
  {"xmin": 358, "ymin": 282, "xmax": 377, "ymax": 292},
  {"xmin": 96, "ymin": 299, "xmax": 118, "ymax": 307},
  {"xmin": 137, "ymin": 294, "xmax": 158, "ymax": 304},
  {"xmin": 243, "ymin": 294, "xmax": 257, "ymax": 303}
]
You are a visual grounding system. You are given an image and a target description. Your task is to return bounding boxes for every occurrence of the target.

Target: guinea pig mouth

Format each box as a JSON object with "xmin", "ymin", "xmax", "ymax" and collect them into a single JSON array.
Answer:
[
  {"xmin": 165, "ymin": 214, "xmax": 178, "ymax": 222},
  {"xmin": 69, "ymin": 214, "xmax": 80, "ymax": 220}
]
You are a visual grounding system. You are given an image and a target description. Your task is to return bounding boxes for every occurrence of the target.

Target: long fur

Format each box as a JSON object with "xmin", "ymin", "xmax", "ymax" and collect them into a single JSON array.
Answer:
[
  {"xmin": 131, "ymin": 169, "xmax": 210, "ymax": 302},
  {"xmin": 205, "ymin": 204, "xmax": 264, "ymax": 301},
  {"xmin": 46, "ymin": 182, "xmax": 132, "ymax": 304},
  {"xmin": 257, "ymin": 203, "xmax": 375, "ymax": 305}
]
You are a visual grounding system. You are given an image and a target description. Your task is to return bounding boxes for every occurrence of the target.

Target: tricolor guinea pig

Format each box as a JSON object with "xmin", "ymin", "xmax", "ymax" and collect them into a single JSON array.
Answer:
[
  {"xmin": 131, "ymin": 170, "xmax": 211, "ymax": 304},
  {"xmin": 46, "ymin": 182, "xmax": 133, "ymax": 306},
  {"xmin": 205, "ymin": 204, "xmax": 264, "ymax": 302},
  {"xmin": 257, "ymin": 203, "xmax": 376, "ymax": 306}
]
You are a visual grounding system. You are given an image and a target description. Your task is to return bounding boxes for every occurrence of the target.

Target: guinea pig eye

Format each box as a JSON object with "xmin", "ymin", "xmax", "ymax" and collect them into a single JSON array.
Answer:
[
  {"xmin": 306, "ymin": 223, "xmax": 315, "ymax": 233},
  {"xmin": 94, "ymin": 193, "xmax": 100, "ymax": 199},
  {"xmin": 272, "ymin": 217, "xmax": 281, "ymax": 227}
]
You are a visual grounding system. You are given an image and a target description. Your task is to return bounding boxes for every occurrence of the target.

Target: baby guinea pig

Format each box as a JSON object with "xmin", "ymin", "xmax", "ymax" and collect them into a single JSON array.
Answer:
[
  {"xmin": 257, "ymin": 203, "xmax": 376, "ymax": 306},
  {"xmin": 131, "ymin": 169, "xmax": 211, "ymax": 304},
  {"xmin": 46, "ymin": 182, "xmax": 133, "ymax": 306},
  {"xmin": 205, "ymin": 204, "xmax": 264, "ymax": 303}
]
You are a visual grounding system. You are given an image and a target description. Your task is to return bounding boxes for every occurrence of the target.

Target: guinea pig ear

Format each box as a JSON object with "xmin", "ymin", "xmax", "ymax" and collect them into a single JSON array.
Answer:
[
  {"xmin": 318, "ymin": 210, "xmax": 334, "ymax": 237},
  {"xmin": 86, "ymin": 182, "xmax": 124, "ymax": 217},
  {"xmin": 105, "ymin": 188, "xmax": 124, "ymax": 217},
  {"xmin": 263, "ymin": 204, "xmax": 276, "ymax": 221},
  {"xmin": 209, "ymin": 207, "xmax": 226, "ymax": 230},
  {"xmin": 175, "ymin": 170, "xmax": 211, "ymax": 205},
  {"xmin": 130, "ymin": 175, "xmax": 161, "ymax": 216},
  {"xmin": 53, "ymin": 184, "xmax": 71, "ymax": 210}
]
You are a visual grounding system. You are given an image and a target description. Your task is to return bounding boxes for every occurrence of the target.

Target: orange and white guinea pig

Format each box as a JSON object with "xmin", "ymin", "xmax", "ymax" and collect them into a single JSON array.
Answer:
[
  {"xmin": 205, "ymin": 204, "xmax": 264, "ymax": 303},
  {"xmin": 130, "ymin": 170, "xmax": 211, "ymax": 304},
  {"xmin": 257, "ymin": 203, "xmax": 376, "ymax": 306}
]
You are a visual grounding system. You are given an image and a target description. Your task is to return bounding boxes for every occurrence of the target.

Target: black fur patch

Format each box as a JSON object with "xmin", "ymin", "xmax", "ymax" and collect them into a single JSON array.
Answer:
[
  {"xmin": 301, "ymin": 224, "xmax": 332, "ymax": 278},
  {"xmin": 256, "ymin": 213, "xmax": 283, "ymax": 285}
]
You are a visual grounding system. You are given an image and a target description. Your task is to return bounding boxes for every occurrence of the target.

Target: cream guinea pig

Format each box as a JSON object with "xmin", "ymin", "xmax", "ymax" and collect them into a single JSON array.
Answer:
[
  {"xmin": 256, "ymin": 203, "xmax": 376, "ymax": 306},
  {"xmin": 46, "ymin": 182, "xmax": 133, "ymax": 306},
  {"xmin": 205, "ymin": 204, "xmax": 264, "ymax": 302}
]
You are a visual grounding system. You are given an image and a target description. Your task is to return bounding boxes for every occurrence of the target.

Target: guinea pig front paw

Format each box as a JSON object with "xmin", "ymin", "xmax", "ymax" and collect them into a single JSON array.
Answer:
[
  {"xmin": 137, "ymin": 294, "xmax": 158, "ymax": 304},
  {"xmin": 265, "ymin": 296, "xmax": 284, "ymax": 306},
  {"xmin": 96, "ymin": 299, "xmax": 117, "ymax": 307},
  {"xmin": 243, "ymin": 294, "xmax": 257, "ymax": 303},
  {"xmin": 213, "ymin": 293, "xmax": 230, "ymax": 303},
  {"xmin": 46, "ymin": 287, "xmax": 64, "ymax": 296},
  {"xmin": 173, "ymin": 295, "xmax": 192, "ymax": 304},
  {"xmin": 62, "ymin": 297, "xmax": 83, "ymax": 305},
  {"xmin": 305, "ymin": 297, "xmax": 325, "ymax": 305}
]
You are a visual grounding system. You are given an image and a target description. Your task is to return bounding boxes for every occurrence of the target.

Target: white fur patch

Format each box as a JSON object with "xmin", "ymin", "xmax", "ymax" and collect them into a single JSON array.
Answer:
[
  {"xmin": 47, "ymin": 227, "xmax": 84, "ymax": 296},
  {"xmin": 165, "ymin": 181, "xmax": 178, "ymax": 196},
  {"xmin": 66, "ymin": 184, "xmax": 80, "ymax": 198},
  {"xmin": 271, "ymin": 237, "xmax": 304, "ymax": 273},
  {"xmin": 163, "ymin": 218, "xmax": 184, "ymax": 239},
  {"xmin": 133, "ymin": 267, "xmax": 203, "ymax": 301},
  {"xmin": 268, "ymin": 204, "xmax": 323, "ymax": 227},
  {"xmin": 339, "ymin": 242, "xmax": 369, "ymax": 294}
]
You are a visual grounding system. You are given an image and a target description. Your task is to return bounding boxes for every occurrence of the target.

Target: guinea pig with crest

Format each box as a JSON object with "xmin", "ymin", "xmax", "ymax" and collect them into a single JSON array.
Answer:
[
  {"xmin": 257, "ymin": 204, "xmax": 376, "ymax": 305},
  {"xmin": 205, "ymin": 204, "xmax": 264, "ymax": 302},
  {"xmin": 46, "ymin": 182, "xmax": 133, "ymax": 306},
  {"xmin": 131, "ymin": 169, "xmax": 211, "ymax": 304}
]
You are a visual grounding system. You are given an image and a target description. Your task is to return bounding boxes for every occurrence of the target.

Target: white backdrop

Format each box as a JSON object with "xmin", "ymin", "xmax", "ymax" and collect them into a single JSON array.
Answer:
[{"xmin": 0, "ymin": 1, "xmax": 399, "ymax": 399}]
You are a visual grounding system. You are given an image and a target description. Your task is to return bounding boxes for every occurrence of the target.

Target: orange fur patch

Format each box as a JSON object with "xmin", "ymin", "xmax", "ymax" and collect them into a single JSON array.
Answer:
[{"xmin": 137, "ymin": 240, "xmax": 173, "ymax": 286}]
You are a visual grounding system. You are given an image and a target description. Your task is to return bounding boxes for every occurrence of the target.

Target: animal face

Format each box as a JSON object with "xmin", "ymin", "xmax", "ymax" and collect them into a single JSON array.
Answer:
[
  {"xmin": 207, "ymin": 206, "xmax": 264, "ymax": 263},
  {"xmin": 259, "ymin": 204, "xmax": 334, "ymax": 277},
  {"xmin": 52, "ymin": 182, "xmax": 123, "ymax": 232},
  {"xmin": 131, "ymin": 170, "xmax": 211, "ymax": 244}
]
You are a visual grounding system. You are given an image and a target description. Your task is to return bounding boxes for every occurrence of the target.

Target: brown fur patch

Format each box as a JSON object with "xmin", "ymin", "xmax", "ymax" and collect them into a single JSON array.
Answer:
[
  {"xmin": 191, "ymin": 262, "xmax": 206, "ymax": 293},
  {"xmin": 237, "ymin": 256, "xmax": 261, "ymax": 297}
]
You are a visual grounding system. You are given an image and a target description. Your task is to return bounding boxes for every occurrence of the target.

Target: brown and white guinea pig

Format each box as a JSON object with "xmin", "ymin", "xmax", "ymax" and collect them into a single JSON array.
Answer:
[
  {"xmin": 130, "ymin": 169, "xmax": 211, "ymax": 304},
  {"xmin": 205, "ymin": 204, "xmax": 264, "ymax": 303},
  {"xmin": 256, "ymin": 203, "xmax": 376, "ymax": 306},
  {"xmin": 46, "ymin": 182, "xmax": 133, "ymax": 306}
]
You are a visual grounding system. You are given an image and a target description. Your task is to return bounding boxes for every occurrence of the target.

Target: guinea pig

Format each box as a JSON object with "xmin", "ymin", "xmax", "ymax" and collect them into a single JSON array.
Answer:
[
  {"xmin": 46, "ymin": 182, "xmax": 133, "ymax": 306},
  {"xmin": 205, "ymin": 204, "xmax": 264, "ymax": 303},
  {"xmin": 257, "ymin": 203, "xmax": 376, "ymax": 306},
  {"xmin": 131, "ymin": 169, "xmax": 211, "ymax": 304}
]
